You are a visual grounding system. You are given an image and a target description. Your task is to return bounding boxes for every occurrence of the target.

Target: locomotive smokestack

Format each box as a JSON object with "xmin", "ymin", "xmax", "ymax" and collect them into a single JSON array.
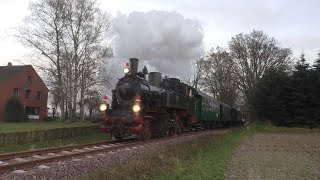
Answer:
[{"xmin": 130, "ymin": 58, "xmax": 139, "ymax": 76}]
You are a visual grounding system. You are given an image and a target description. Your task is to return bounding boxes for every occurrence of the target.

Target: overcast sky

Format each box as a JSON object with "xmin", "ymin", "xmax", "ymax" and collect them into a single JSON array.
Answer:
[{"xmin": 0, "ymin": 0, "xmax": 319, "ymax": 66}]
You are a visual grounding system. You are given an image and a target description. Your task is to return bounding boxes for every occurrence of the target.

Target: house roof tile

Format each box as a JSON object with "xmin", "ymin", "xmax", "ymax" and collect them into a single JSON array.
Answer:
[{"xmin": 0, "ymin": 65, "xmax": 30, "ymax": 86}]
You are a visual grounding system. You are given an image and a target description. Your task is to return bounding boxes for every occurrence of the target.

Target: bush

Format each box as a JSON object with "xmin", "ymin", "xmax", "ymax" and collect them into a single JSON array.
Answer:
[
  {"xmin": 43, "ymin": 116, "xmax": 59, "ymax": 121},
  {"xmin": 5, "ymin": 96, "xmax": 25, "ymax": 122}
]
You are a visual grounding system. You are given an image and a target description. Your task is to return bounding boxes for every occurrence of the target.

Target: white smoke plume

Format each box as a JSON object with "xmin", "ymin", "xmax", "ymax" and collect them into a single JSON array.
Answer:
[{"xmin": 107, "ymin": 10, "xmax": 204, "ymax": 83}]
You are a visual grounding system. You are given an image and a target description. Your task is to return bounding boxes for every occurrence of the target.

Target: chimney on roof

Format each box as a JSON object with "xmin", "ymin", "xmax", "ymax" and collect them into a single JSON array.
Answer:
[{"xmin": 7, "ymin": 62, "xmax": 12, "ymax": 66}]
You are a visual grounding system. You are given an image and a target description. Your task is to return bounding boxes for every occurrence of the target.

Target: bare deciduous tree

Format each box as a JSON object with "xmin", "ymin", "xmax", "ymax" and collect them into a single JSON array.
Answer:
[
  {"xmin": 16, "ymin": 0, "xmax": 112, "ymax": 120},
  {"xmin": 201, "ymin": 47, "xmax": 238, "ymax": 106},
  {"xmin": 16, "ymin": 0, "xmax": 67, "ymax": 119},
  {"xmin": 229, "ymin": 30, "xmax": 291, "ymax": 111},
  {"xmin": 181, "ymin": 56, "xmax": 206, "ymax": 89},
  {"xmin": 84, "ymin": 89, "xmax": 102, "ymax": 117},
  {"xmin": 63, "ymin": 0, "xmax": 112, "ymax": 120}
]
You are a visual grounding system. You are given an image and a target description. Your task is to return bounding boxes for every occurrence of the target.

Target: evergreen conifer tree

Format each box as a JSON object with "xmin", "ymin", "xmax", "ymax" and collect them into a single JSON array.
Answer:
[
  {"xmin": 253, "ymin": 67, "xmax": 289, "ymax": 125},
  {"xmin": 311, "ymin": 51, "xmax": 320, "ymax": 127},
  {"xmin": 291, "ymin": 53, "xmax": 313, "ymax": 126},
  {"xmin": 253, "ymin": 52, "xmax": 319, "ymax": 127}
]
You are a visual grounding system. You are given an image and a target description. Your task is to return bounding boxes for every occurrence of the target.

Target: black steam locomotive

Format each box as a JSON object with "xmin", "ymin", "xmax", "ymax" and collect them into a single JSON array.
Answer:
[{"xmin": 99, "ymin": 58, "xmax": 244, "ymax": 140}]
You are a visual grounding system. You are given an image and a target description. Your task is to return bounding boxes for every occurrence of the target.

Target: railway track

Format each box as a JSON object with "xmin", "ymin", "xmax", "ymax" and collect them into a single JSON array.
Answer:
[
  {"xmin": 0, "ymin": 138, "xmax": 136, "ymax": 174},
  {"xmin": 0, "ymin": 131, "xmax": 209, "ymax": 174}
]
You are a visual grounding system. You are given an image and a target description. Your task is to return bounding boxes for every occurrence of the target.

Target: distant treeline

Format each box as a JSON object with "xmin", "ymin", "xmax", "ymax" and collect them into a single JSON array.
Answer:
[{"xmin": 253, "ymin": 53, "xmax": 320, "ymax": 128}]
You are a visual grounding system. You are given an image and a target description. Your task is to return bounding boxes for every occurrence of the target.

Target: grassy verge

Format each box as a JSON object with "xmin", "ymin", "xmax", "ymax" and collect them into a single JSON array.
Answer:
[
  {"xmin": 0, "ymin": 121, "xmax": 96, "ymax": 133},
  {"xmin": 249, "ymin": 121, "xmax": 320, "ymax": 133},
  {"xmin": 0, "ymin": 132, "xmax": 109, "ymax": 153},
  {"xmin": 78, "ymin": 130, "xmax": 244, "ymax": 180}
]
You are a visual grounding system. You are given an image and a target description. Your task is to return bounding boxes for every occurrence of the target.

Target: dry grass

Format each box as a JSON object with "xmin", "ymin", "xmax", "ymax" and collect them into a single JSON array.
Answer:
[
  {"xmin": 249, "ymin": 121, "xmax": 320, "ymax": 133},
  {"xmin": 77, "ymin": 130, "xmax": 244, "ymax": 180},
  {"xmin": 225, "ymin": 132, "xmax": 320, "ymax": 179},
  {"xmin": 0, "ymin": 121, "xmax": 96, "ymax": 133},
  {"xmin": 0, "ymin": 132, "xmax": 109, "ymax": 153}
]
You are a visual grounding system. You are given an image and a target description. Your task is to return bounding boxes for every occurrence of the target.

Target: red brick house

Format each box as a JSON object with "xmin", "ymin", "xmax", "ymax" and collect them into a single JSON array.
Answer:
[{"xmin": 0, "ymin": 63, "xmax": 49, "ymax": 121}]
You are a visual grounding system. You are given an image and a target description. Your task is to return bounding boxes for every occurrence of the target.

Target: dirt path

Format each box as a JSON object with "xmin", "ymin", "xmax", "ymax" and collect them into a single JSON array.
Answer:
[{"xmin": 225, "ymin": 133, "xmax": 320, "ymax": 180}]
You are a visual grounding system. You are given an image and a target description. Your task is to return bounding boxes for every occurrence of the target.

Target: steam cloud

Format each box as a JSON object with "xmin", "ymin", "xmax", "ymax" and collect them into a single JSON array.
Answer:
[{"xmin": 108, "ymin": 10, "xmax": 204, "ymax": 81}]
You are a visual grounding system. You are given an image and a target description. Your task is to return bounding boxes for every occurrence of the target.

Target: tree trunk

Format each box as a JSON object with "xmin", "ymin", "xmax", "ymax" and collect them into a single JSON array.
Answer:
[{"xmin": 79, "ymin": 87, "xmax": 85, "ymax": 120}]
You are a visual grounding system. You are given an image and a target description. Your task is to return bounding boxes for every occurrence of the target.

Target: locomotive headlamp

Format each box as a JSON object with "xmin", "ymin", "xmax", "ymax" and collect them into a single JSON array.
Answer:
[
  {"xmin": 99, "ymin": 103, "xmax": 107, "ymax": 112},
  {"xmin": 132, "ymin": 104, "xmax": 141, "ymax": 113},
  {"xmin": 124, "ymin": 67, "xmax": 130, "ymax": 74},
  {"xmin": 132, "ymin": 95, "xmax": 141, "ymax": 113},
  {"xmin": 124, "ymin": 63, "xmax": 130, "ymax": 74}
]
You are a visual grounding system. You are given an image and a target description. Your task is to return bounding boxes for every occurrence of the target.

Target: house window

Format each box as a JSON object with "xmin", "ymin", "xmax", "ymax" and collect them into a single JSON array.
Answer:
[
  {"xmin": 25, "ymin": 106, "xmax": 40, "ymax": 115},
  {"xmin": 14, "ymin": 88, "xmax": 19, "ymax": 96},
  {"xmin": 25, "ymin": 90, "xmax": 31, "ymax": 99},
  {"xmin": 37, "ymin": 91, "xmax": 41, "ymax": 100},
  {"xmin": 25, "ymin": 106, "xmax": 40, "ymax": 120},
  {"xmin": 35, "ymin": 107, "xmax": 39, "ymax": 115},
  {"xmin": 28, "ymin": 76, "xmax": 32, "ymax": 82}
]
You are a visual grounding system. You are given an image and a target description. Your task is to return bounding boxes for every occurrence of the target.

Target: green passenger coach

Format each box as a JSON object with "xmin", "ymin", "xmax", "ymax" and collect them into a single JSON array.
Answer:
[{"xmin": 195, "ymin": 91, "xmax": 234, "ymax": 128}]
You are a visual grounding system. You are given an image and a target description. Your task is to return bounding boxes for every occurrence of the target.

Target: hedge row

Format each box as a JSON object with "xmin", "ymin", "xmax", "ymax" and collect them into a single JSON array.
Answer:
[{"xmin": 0, "ymin": 125, "xmax": 100, "ymax": 146}]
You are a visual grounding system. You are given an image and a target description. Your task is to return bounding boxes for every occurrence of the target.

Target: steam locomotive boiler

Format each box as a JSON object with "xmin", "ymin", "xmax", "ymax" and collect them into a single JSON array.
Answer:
[{"xmin": 99, "ymin": 58, "xmax": 198, "ymax": 140}]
